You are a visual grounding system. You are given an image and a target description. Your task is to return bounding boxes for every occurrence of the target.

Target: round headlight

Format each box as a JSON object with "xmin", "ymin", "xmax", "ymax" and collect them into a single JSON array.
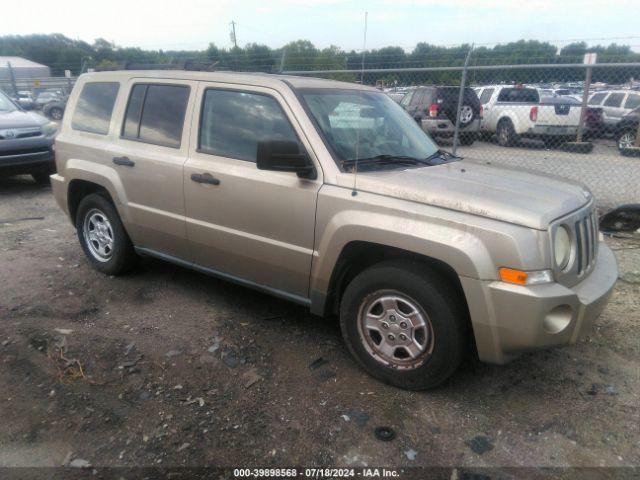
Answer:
[
  {"xmin": 42, "ymin": 121, "xmax": 58, "ymax": 137},
  {"xmin": 554, "ymin": 225, "xmax": 571, "ymax": 269}
]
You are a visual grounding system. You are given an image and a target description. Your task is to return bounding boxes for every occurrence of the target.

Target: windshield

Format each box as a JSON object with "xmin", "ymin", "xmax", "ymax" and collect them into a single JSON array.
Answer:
[
  {"xmin": 0, "ymin": 91, "xmax": 18, "ymax": 112},
  {"xmin": 299, "ymin": 88, "xmax": 440, "ymax": 171}
]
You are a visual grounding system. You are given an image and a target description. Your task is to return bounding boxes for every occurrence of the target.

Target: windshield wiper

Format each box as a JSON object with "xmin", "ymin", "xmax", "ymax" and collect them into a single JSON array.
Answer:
[
  {"xmin": 423, "ymin": 149, "xmax": 461, "ymax": 165},
  {"xmin": 341, "ymin": 154, "xmax": 426, "ymax": 168}
]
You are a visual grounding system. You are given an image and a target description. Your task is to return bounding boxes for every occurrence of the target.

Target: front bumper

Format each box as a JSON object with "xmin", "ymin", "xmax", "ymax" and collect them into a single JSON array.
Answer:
[
  {"xmin": 0, "ymin": 136, "xmax": 55, "ymax": 175},
  {"xmin": 462, "ymin": 242, "xmax": 618, "ymax": 364}
]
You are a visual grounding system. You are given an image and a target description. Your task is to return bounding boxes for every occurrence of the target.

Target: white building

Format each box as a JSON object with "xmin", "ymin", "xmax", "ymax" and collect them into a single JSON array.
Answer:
[{"xmin": 0, "ymin": 56, "xmax": 51, "ymax": 82}]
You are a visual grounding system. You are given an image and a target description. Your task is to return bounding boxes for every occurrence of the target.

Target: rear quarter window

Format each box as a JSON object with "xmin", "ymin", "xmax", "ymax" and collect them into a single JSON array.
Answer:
[
  {"xmin": 479, "ymin": 88, "xmax": 494, "ymax": 104},
  {"xmin": 71, "ymin": 82, "xmax": 119, "ymax": 135}
]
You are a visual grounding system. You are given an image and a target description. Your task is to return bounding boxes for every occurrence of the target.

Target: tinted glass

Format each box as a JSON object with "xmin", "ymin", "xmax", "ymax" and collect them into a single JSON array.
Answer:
[
  {"xmin": 479, "ymin": 88, "xmax": 494, "ymax": 104},
  {"xmin": 497, "ymin": 88, "xmax": 539, "ymax": 103},
  {"xmin": 603, "ymin": 93, "xmax": 624, "ymax": 108},
  {"xmin": 199, "ymin": 89, "xmax": 298, "ymax": 162},
  {"xmin": 122, "ymin": 84, "xmax": 145, "ymax": 138},
  {"xmin": 139, "ymin": 85, "xmax": 189, "ymax": 147},
  {"xmin": 411, "ymin": 89, "xmax": 425, "ymax": 105},
  {"xmin": 624, "ymin": 94, "xmax": 640, "ymax": 110},
  {"xmin": 588, "ymin": 92, "xmax": 607, "ymax": 105},
  {"xmin": 72, "ymin": 82, "xmax": 119, "ymax": 134}
]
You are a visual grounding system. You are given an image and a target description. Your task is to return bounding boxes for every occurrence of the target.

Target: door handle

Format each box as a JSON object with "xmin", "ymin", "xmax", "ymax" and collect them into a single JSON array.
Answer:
[
  {"xmin": 191, "ymin": 172, "xmax": 220, "ymax": 185},
  {"xmin": 113, "ymin": 156, "xmax": 135, "ymax": 167}
]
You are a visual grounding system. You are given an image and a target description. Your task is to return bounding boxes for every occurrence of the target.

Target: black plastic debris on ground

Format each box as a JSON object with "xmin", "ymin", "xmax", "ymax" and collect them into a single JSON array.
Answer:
[
  {"xmin": 344, "ymin": 409, "xmax": 371, "ymax": 427},
  {"xmin": 374, "ymin": 426, "xmax": 396, "ymax": 442},
  {"xmin": 599, "ymin": 204, "xmax": 640, "ymax": 233},
  {"xmin": 466, "ymin": 435, "xmax": 494, "ymax": 455}
]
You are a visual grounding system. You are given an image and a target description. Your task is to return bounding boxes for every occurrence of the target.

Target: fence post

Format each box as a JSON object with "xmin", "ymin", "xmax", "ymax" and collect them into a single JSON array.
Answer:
[
  {"xmin": 452, "ymin": 44, "xmax": 474, "ymax": 156},
  {"xmin": 7, "ymin": 62, "xmax": 18, "ymax": 96},
  {"xmin": 279, "ymin": 49, "xmax": 287, "ymax": 73},
  {"xmin": 576, "ymin": 65, "xmax": 593, "ymax": 143}
]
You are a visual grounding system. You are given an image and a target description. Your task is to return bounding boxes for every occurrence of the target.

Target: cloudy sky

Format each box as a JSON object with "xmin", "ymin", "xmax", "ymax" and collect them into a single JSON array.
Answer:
[{"xmin": 3, "ymin": 0, "xmax": 637, "ymax": 51}]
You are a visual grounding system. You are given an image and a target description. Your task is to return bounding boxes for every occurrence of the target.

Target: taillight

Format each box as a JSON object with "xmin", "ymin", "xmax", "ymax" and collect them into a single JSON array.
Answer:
[
  {"xmin": 429, "ymin": 103, "xmax": 439, "ymax": 118},
  {"xmin": 530, "ymin": 106, "xmax": 538, "ymax": 122}
]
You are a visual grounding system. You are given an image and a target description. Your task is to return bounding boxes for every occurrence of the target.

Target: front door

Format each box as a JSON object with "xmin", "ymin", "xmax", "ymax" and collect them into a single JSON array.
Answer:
[{"xmin": 183, "ymin": 83, "xmax": 322, "ymax": 300}]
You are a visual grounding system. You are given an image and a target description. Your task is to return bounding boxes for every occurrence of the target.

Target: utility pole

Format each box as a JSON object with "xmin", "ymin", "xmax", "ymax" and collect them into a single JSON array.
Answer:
[
  {"xmin": 7, "ymin": 62, "xmax": 18, "ymax": 96},
  {"xmin": 452, "ymin": 44, "xmax": 474, "ymax": 156},
  {"xmin": 576, "ymin": 53, "xmax": 596, "ymax": 144},
  {"xmin": 230, "ymin": 21, "xmax": 238, "ymax": 48}
]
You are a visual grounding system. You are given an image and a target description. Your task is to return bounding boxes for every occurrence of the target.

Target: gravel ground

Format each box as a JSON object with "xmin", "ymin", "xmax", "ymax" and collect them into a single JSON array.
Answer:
[{"xmin": 0, "ymin": 176, "xmax": 638, "ymax": 472}]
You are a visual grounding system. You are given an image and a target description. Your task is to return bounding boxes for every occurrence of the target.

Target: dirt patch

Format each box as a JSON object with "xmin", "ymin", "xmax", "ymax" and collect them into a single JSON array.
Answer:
[{"xmin": 0, "ymin": 176, "xmax": 638, "ymax": 468}]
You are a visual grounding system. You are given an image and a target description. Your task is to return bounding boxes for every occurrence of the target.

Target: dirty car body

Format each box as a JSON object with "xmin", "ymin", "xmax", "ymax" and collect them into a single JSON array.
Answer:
[{"xmin": 50, "ymin": 71, "xmax": 617, "ymax": 389}]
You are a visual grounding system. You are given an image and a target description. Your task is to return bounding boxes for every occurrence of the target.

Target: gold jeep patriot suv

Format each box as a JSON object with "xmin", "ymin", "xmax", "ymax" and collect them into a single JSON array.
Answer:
[{"xmin": 50, "ymin": 71, "xmax": 618, "ymax": 390}]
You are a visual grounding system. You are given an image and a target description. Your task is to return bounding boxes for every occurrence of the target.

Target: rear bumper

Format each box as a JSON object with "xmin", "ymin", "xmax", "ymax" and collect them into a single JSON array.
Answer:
[
  {"xmin": 462, "ymin": 242, "xmax": 617, "ymax": 364},
  {"xmin": 421, "ymin": 118, "xmax": 480, "ymax": 136},
  {"xmin": 50, "ymin": 173, "xmax": 69, "ymax": 218},
  {"xmin": 526, "ymin": 125, "xmax": 578, "ymax": 137}
]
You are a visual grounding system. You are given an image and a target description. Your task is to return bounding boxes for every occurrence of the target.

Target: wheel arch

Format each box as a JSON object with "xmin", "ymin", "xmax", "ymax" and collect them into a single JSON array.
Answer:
[{"xmin": 314, "ymin": 241, "xmax": 469, "ymax": 318}]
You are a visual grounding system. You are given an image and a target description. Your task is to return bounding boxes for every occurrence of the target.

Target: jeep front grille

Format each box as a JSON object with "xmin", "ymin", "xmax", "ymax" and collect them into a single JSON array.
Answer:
[{"xmin": 574, "ymin": 209, "xmax": 598, "ymax": 276}]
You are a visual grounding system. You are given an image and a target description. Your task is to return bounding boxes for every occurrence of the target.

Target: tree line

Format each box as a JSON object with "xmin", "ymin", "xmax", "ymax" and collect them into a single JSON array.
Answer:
[{"xmin": 1, "ymin": 34, "xmax": 638, "ymax": 85}]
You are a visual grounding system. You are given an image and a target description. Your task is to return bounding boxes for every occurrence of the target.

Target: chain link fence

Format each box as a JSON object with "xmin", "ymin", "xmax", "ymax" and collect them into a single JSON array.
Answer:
[
  {"xmin": 2, "ymin": 58, "xmax": 639, "ymax": 209},
  {"xmin": 282, "ymin": 61, "xmax": 640, "ymax": 210}
]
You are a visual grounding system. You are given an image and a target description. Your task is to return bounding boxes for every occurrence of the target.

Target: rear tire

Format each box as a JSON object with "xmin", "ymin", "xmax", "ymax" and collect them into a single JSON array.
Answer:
[
  {"xmin": 339, "ymin": 260, "xmax": 468, "ymax": 390},
  {"xmin": 76, "ymin": 193, "xmax": 138, "ymax": 275},
  {"xmin": 497, "ymin": 119, "xmax": 518, "ymax": 147}
]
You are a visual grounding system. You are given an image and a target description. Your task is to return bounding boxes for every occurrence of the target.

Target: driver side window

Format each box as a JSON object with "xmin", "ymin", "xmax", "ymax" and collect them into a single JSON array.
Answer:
[{"xmin": 198, "ymin": 89, "xmax": 299, "ymax": 163}]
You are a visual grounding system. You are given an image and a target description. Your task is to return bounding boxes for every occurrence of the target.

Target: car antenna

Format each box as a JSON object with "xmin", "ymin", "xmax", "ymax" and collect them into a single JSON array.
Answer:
[{"xmin": 352, "ymin": 11, "xmax": 368, "ymax": 197}]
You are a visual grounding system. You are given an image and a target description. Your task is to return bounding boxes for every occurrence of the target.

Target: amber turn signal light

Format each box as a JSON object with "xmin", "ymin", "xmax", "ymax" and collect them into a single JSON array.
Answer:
[{"xmin": 499, "ymin": 267, "xmax": 529, "ymax": 285}]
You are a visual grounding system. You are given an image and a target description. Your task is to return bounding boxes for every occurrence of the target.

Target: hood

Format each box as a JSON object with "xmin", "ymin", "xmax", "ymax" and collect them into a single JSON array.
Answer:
[
  {"xmin": 0, "ymin": 110, "xmax": 48, "ymax": 129},
  {"xmin": 338, "ymin": 161, "xmax": 591, "ymax": 230}
]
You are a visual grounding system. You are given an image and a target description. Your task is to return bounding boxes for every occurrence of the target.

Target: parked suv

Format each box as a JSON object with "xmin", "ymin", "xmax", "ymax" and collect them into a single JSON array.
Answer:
[
  {"xmin": 400, "ymin": 86, "xmax": 481, "ymax": 145},
  {"xmin": 51, "ymin": 71, "xmax": 617, "ymax": 390},
  {"xmin": 588, "ymin": 89, "xmax": 640, "ymax": 132},
  {"xmin": 0, "ymin": 89, "xmax": 58, "ymax": 183},
  {"xmin": 616, "ymin": 106, "xmax": 639, "ymax": 156}
]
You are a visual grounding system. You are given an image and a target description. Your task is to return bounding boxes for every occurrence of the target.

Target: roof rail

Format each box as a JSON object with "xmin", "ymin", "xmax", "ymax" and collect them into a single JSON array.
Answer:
[{"xmin": 94, "ymin": 60, "xmax": 219, "ymax": 72}]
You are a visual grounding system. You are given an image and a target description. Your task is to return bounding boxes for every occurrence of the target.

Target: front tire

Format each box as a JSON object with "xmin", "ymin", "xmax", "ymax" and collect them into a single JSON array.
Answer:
[
  {"xmin": 48, "ymin": 106, "xmax": 64, "ymax": 120},
  {"xmin": 618, "ymin": 130, "xmax": 637, "ymax": 156},
  {"xmin": 339, "ymin": 261, "xmax": 468, "ymax": 390},
  {"xmin": 76, "ymin": 193, "xmax": 138, "ymax": 275}
]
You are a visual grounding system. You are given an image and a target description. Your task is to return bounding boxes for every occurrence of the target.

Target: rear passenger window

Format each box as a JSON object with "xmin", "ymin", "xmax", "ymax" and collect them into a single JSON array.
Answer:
[
  {"xmin": 72, "ymin": 82, "xmax": 119, "ymax": 135},
  {"xmin": 198, "ymin": 89, "xmax": 298, "ymax": 163},
  {"xmin": 603, "ymin": 93, "xmax": 624, "ymax": 108},
  {"xmin": 624, "ymin": 94, "xmax": 640, "ymax": 110},
  {"xmin": 122, "ymin": 84, "xmax": 190, "ymax": 148},
  {"xmin": 480, "ymin": 88, "xmax": 494, "ymax": 104}
]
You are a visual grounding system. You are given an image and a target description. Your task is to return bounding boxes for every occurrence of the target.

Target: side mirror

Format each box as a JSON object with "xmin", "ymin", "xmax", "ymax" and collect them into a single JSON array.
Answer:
[{"xmin": 256, "ymin": 140, "xmax": 316, "ymax": 179}]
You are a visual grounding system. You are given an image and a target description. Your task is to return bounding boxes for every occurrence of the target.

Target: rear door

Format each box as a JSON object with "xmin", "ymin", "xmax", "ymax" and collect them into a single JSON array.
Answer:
[
  {"xmin": 478, "ymin": 87, "xmax": 495, "ymax": 131},
  {"xmin": 109, "ymin": 78, "xmax": 197, "ymax": 260},
  {"xmin": 601, "ymin": 92, "xmax": 626, "ymax": 126},
  {"xmin": 183, "ymin": 83, "xmax": 322, "ymax": 300}
]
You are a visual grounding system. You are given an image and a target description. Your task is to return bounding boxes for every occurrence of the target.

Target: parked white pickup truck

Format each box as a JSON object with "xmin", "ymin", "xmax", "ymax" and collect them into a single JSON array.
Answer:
[{"xmin": 475, "ymin": 85, "xmax": 581, "ymax": 147}]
